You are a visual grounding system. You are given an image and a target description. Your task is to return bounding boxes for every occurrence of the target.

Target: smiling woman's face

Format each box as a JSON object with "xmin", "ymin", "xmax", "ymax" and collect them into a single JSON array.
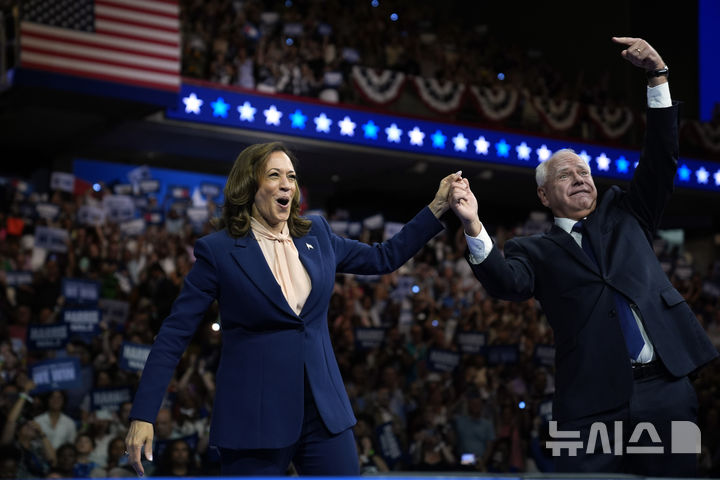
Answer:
[{"xmin": 252, "ymin": 151, "xmax": 297, "ymax": 233}]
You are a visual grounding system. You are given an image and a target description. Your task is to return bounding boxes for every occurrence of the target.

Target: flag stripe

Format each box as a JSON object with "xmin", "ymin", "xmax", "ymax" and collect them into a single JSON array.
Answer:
[
  {"xmin": 95, "ymin": 18, "xmax": 179, "ymax": 44},
  {"xmin": 22, "ymin": 52, "xmax": 179, "ymax": 87},
  {"xmin": 97, "ymin": 0, "xmax": 179, "ymax": 18},
  {"xmin": 20, "ymin": 0, "xmax": 180, "ymax": 93},
  {"xmin": 20, "ymin": 23, "xmax": 179, "ymax": 60},
  {"xmin": 95, "ymin": 4, "xmax": 179, "ymax": 30},
  {"xmin": 22, "ymin": 38, "xmax": 178, "ymax": 73}
]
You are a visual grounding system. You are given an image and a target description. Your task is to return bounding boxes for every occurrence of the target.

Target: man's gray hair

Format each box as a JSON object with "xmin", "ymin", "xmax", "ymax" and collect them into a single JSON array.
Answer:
[{"xmin": 535, "ymin": 148, "xmax": 581, "ymax": 186}]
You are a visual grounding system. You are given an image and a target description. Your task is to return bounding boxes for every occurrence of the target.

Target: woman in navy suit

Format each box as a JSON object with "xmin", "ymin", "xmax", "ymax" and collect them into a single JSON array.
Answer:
[{"xmin": 125, "ymin": 142, "xmax": 459, "ymax": 475}]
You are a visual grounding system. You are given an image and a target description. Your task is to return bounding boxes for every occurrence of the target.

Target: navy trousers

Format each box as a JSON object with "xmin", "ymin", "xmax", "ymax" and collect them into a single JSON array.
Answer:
[
  {"xmin": 219, "ymin": 376, "xmax": 359, "ymax": 476},
  {"xmin": 554, "ymin": 369, "xmax": 698, "ymax": 476}
]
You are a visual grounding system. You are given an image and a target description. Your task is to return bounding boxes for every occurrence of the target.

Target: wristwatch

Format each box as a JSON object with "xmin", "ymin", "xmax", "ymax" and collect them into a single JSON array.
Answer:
[{"xmin": 646, "ymin": 65, "xmax": 669, "ymax": 79}]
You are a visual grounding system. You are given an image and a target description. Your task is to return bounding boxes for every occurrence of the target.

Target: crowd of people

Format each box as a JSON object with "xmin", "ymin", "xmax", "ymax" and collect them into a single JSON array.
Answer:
[{"xmin": 0, "ymin": 171, "xmax": 719, "ymax": 477}]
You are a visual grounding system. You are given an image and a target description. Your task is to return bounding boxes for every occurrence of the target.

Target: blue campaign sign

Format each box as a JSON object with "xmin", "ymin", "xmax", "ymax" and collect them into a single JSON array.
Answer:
[
  {"xmin": 63, "ymin": 309, "xmax": 102, "ymax": 340},
  {"xmin": 5, "ymin": 271, "xmax": 33, "ymax": 287},
  {"xmin": 375, "ymin": 422, "xmax": 404, "ymax": 468},
  {"xmin": 62, "ymin": 278, "xmax": 100, "ymax": 305},
  {"xmin": 98, "ymin": 298, "xmax": 130, "ymax": 326},
  {"xmin": 27, "ymin": 323, "xmax": 69, "ymax": 351},
  {"xmin": 90, "ymin": 387, "xmax": 133, "ymax": 412},
  {"xmin": 485, "ymin": 344, "xmax": 520, "ymax": 365},
  {"xmin": 119, "ymin": 342, "xmax": 152, "ymax": 372},
  {"xmin": 456, "ymin": 331, "xmax": 487, "ymax": 354},
  {"xmin": 30, "ymin": 357, "xmax": 82, "ymax": 393},
  {"xmin": 354, "ymin": 327, "xmax": 386, "ymax": 350},
  {"xmin": 427, "ymin": 348, "xmax": 461, "ymax": 372},
  {"xmin": 534, "ymin": 344, "xmax": 556, "ymax": 367},
  {"xmin": 200, "ymin": 182, "xmax": 222, "ymax": 198}
]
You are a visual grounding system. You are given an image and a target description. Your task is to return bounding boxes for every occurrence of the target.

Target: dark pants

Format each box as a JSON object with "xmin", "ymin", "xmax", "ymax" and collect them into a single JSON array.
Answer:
[
  {"xmin": 219, "ymin": 377, "xmax": 359, "ymax": 476},
  {"xmin": 555, "ymin": 369, "xmax": 698, "ymax": 476}
]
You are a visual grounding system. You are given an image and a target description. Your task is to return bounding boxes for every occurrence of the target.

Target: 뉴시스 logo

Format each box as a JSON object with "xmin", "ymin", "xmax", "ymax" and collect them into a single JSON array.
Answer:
[{"xmin": 546, "ymin": 420, "xmax": 700, "ymax": 456}]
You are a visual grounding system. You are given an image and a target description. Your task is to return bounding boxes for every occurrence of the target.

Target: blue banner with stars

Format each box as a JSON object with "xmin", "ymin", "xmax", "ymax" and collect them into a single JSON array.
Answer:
[{"xmin": 166, "ymin": 81, "xmax": 720, "ymax": 192}]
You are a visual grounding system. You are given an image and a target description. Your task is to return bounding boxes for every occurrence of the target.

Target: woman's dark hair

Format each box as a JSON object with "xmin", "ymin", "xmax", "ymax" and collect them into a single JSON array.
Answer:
[{"xmin": 214, "ymin": 142, "xmax": 311, "ymax": 238}]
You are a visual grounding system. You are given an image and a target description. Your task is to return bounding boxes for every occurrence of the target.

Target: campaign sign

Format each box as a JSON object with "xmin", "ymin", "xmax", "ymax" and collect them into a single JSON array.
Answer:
[
  {"xmin": 62, "ymin": 278, "xmax": 100, "ymax": 305},
  {"xmin": 77, "ymin": 205, "xmax": 106, "ymax": 226},
  {"xmin": 375, "ymin": 422, "xmax": 403, "ymax": 468},
  {"xmin": 30, "ymin": 357, "xmax": 82, "ymax": 393},
  {"xmin": 36, "ymin": 202, "xmax": 60, "ymax": 220},
  {"xmin": 99, "ymin": 298, "xmax": 129, "ymax": 326},
  {"xmin": 34, "ymin": 226, "xmax": 69, "ymax": 253},
  {"xmin": 186, "ymin": 206, "xmax": 209, "ymax": 224},
  {"xmin": 534, "ymin": 344, "xmax": 556, "ymax": 367},
  {"xmin": 119, "ymin": 342, "xmax": 151, "ymax": 371},
  {"xmin": 127, "ymin": 165, "xmax": 151, "ymax": 185},
  {"xmin": 119, "ymin": 218, "xmax": 146, "ymax": 236},
  {"xmin": 50, "ymin": 172, "xmax": 75, "ymax": 193},
  {"xmin": 113, "ymin": 184, "xmax": 134, "ymax": 195},
  {"xmin": 355, "ymin": 327, "xmax": 385, "ymax": 350},
  {"xmin": 485, "ymin": 344, "xmax": 520, "ymax": 365},
  {"xmin": 63, "ymin": 309, "xmax": 101, "ymax": 339},
  {"xmin": 427, "ymin": 348, "xmax": 461, "ymax": 372},
  {"xmin": 139, "ymin": 179, "xmax": 160, "ymax": 194},
  {"xmin": 5, "ymin": 271, "xmax": 33, "ymax": 287},
  {"xmin": 27, "ymin": 323, "xmax": 69, "ymax": 351},
  {"xmin": 145, "ymin": 210, "xmax": 164, "ymax": 225},
  {"xmin": 103, "ymin": 195, "xmax": 135, "ymax": 223},
  {"xmin": 200, "ymin": 182, "xmax": 222, "ymax": 199},
  {"xmin": 363, "ymin": 213, "xmax": 384, "ymax": 230},
  {"xmin": 456, "ymin": 331, "xmax": 487, "ymax": 354},
  {"xmin": 90, "ymin": 387, "xmax": 132, "ymax": 412},
  {"xmin": 538, "ymin": 398, "xmax": 553, "ymax": 423},
  {"xmin": 133, "ymin": 196, "xmax": 148, "ymax": 211},
  {"xmin": 169, "ymin": 185, "xmax": 190, "ymax": 199}
]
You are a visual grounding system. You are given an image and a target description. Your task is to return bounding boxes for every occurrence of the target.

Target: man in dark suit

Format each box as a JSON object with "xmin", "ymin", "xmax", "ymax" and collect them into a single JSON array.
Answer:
[{"xmin": 449, "ymin": 37, "xmax": 718, "ymax": 475}]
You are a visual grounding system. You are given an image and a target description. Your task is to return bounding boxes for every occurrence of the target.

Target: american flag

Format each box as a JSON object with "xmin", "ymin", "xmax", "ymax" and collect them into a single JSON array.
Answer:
[{"xmin": 20, "ymin": 0, "xmax": 180, "ymax": 92}]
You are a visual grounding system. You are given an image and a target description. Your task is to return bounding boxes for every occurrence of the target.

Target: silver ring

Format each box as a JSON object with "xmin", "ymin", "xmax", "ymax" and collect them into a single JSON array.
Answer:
[{"xmin": 635, "ymin": 48, "xmax": 641, "ymax": 53}]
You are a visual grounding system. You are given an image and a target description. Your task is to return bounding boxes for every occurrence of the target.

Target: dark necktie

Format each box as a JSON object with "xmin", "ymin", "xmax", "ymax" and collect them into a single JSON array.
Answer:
[{"xmin": 572, "ymin": 221, "xmax": 645, "ymax": 359}]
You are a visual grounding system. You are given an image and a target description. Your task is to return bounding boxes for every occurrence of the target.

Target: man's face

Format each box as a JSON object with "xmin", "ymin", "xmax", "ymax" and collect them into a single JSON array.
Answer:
[{"xmin": 537, "ymin": 152, "xmax": 597, "ymax": 219}]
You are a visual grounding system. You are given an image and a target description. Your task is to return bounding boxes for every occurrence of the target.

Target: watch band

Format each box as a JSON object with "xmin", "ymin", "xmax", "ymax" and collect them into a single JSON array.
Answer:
[{"xmin": 646, "ymin": 65, "xmax": 669, "ymax": 79}]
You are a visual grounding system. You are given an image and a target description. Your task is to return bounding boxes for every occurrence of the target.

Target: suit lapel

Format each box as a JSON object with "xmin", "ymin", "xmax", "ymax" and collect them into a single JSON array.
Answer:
[
  {"xmin": 544, "ymin": 224, "xmax": 599, "ymax": 274},
  {"xmin": 230, "ymin": 233, "xmax": 299, "ymax": 319},
  {"xmin": 293, "ymin": 235, "xmax": 323, "ymax": 316}
]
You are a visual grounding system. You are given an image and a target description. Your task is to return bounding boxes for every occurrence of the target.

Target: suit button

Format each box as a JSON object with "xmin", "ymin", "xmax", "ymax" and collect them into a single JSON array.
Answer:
[{"xmin": 609, "ymin": 309, "xmax": 616, "ymax": 317}]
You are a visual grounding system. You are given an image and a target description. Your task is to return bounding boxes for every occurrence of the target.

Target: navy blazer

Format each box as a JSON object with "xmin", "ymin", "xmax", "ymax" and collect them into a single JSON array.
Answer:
[
  {"xmin": 130, "ymin": 207, "xmax": 443, "ymax": 449},
  {"xmin": 470, "ymin": 105, "xmax": 718, "ymax": 422}
]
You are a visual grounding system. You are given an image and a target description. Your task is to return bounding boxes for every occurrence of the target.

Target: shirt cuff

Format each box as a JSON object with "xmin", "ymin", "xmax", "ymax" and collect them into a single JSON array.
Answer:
[
  {"xmin": 465, "ymin": 225, "xmax": 493, "ymax": 264},
  {"xmin": 647, "ymin": 82, "xmax": 671, "ymax": 108}
]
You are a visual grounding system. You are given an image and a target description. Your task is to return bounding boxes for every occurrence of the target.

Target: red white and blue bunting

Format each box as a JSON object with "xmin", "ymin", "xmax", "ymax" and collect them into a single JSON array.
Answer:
[
  {"xmin": 412, "ymin": 77, "xmax": 466, "ymax": 113},
  {"xmin": 687, "ymin": 120, "xmax": 720, "ymax": 153},
  {"xmin": 469, "ymin": 85, "xmax": 520, "ymax": 121},
  {"xmin": 351, "ymin": 66, "xmax": 406, "ymax": 105},
  {"xmin": 587, "ymin": 105, "xmax": 635, "ymax": 140},
  {"xmin": 529, "ymin": 96, "xmax": 581, "ymax": 132}
]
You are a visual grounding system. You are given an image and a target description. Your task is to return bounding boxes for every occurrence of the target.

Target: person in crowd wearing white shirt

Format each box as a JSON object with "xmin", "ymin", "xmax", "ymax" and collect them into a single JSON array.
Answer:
[{"xmin": 33, "ymin": 390, "xmax": 77, "ymax": 450}]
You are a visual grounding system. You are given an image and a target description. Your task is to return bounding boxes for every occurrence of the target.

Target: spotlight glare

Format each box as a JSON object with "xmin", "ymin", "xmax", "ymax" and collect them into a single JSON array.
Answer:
[
  {"xmin": 211, "ymin": 322, "xmax": 220, "ymax": 332},
  {"xmin": 92, "ymin": 183, "xmax": 101, "ymax": 192},
  {"xmin": 518, "ymin": 401, "xmax": 526, "ymax": 409},
  {"xmin": 411, "ymin": 285, "xmax": 420, "ymax": 294},
  {"xmin": 371, "ymin": 0, "xmax": 379, "ymax": 6},
  {"xmin": 390, "ymin": 13, "xmax": 398, "ymax": 21},
  {"xmin": 497, "ymin": 72, "xmax": 505, "ymax": 81},
  {"xmin": 286, "ymin": 38, "xmax": 294, "ymax": 46}
]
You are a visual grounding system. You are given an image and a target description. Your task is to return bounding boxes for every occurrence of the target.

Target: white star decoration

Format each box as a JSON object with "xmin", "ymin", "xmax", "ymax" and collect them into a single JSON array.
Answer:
[
  {"xmin": 696, "ymin": 167, "xmax": 709, "ymax": 184},
  {"xmin": 385, "ymin": 123, "xmax": 402, "ymax": 142},
  {"xmin": 516, "ymin": 142, "xmax": 531, "ymax": 160},
  {"xmin": 596, "ymin": 153, "xmax": 610, "ymax": 171},
  {"xmin": 263, "ymin": 105, "xmax": 282, "ymax": 126},
  {"xmin": 578, "ymin": 150, "xmax": 591, "ymax": 164},
  {"xmin": 314, "ymin": 113, "xmax": 332, "ymax": 133},
  {"xmin": 408, "ymin": 127, "xmax": 425, "ymax": 146},
  {"xmin": 452, "ymin": 133, "xmax": 468, "ymax": 152},
  {"xmin": 474, "ymin": 136, "xmax": 489, "ymax": 155},
  {"xmin": 237, "ymin": 101, "xmax": 256, "ymax": 121},
  {"xmin": 338, "ymin": 116, "xmax": 356, "ymax": 136},
  {"xmin": 536, "ymin": 145, "xmax": 552, "ymax": 162},
  {"xmin": 182, "ymin": 93, "xmax": 203, "ymax": 114},
  {"xmin": 715, "ymin": 170, "xmax": 720, "ymax": 186}
]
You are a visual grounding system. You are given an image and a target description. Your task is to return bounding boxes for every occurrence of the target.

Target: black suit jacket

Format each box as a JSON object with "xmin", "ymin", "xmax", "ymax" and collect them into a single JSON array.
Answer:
[{"xmin": 470, "ymin": 104, "xmax": 718, "ymax": 422}]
